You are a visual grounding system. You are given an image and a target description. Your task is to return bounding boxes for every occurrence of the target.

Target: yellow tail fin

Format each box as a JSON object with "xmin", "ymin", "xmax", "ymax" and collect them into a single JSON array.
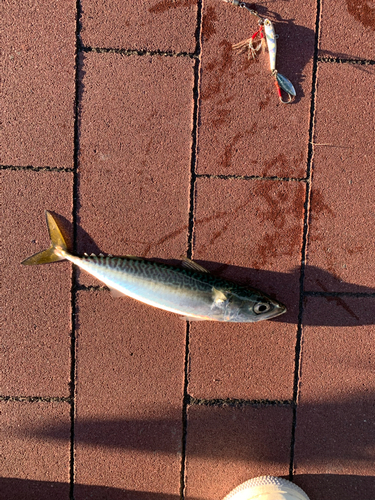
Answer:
[{"xmin": 22, "ymin": 211, "xmax": 69, "ymax": 265}]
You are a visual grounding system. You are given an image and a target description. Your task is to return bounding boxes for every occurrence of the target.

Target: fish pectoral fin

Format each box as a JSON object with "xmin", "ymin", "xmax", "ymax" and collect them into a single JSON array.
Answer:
[
  {"xmin": 179, "ymin": 316, "xmax": 207, "ymax": 322},
  {"xmin": 212, "ymin": 287, "xmax": 228, "ymax": 305},
  {"xmin": 108, "ymin": 286, "xmax": 126, "ymax": 298},
  {"xmin": 180, "ymin": 257, "xmax": 210, "ymax": 273}
]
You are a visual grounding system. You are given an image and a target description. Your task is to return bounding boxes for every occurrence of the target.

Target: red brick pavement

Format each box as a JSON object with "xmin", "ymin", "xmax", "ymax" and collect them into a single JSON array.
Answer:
[{"xmin": 2, "ymin": 1, "xmax": 374, "ymax": 499}]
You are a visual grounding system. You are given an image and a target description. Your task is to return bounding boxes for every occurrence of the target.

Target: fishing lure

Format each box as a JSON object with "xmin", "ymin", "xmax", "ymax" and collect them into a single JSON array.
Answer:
[
  {"xmin": 22, "ymin": 211, "xmax": 286, "ymax": 323},
  {"xmin": 222, "ymin": 0, "xmax": 296, "ymax": 103}
]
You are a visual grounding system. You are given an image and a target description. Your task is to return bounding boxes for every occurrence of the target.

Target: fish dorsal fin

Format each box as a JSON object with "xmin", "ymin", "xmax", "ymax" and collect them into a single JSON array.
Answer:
[
  {"xmin": 125, "ymin": 255, "xmax": 143, "ymax": 261},
  {"xmin": 212, "ymin": 287, "xmax": 228, "ymax": 305},
  {"xmin": 181, "ymin": 257, "xmax": 210, "ymax": 273}
]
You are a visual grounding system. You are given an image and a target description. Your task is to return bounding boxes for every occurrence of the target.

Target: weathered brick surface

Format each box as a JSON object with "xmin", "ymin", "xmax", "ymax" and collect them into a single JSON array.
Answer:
[
  {"xmin": 294, "ymin": 297, "xmax": 375, "ymax": 498},
  {"xmin": 74, "ymin": 290, "xmax": 186, "ymax": 496},
  {"xmin": 0, "ymin": 401, "xmax": 70, "ymax": 499},
  {"xmin": 196, "ymin": 0, "xmax": 316, "ymax": 177},
  {"xmin": 1, "ymin": 170, "xmax": 72, "ymax": 396},
  {"xmin": 80, "ymin": 0, "xmax": 198, "ymax": 52},
  {"xmin": 305, "ymin": 63, "xmax": 375, "ymax": 292},
  {"xmin": 319, "ymin": 0, "xmax": 375, "ymax": 60},
  {"xmin": 76, "ymin": 52, "xmax": 194, "ymax": 286},
  {"xmin": 185, "ymin": 405, "xmax": 293, "ymax": 500},
  {"xmin": 188, "ymin": 177, "xmax": 305, "ymax": 400},
  {"xmin": 1, "ymin": 0, "xmax": 76, "ymax": 168}
]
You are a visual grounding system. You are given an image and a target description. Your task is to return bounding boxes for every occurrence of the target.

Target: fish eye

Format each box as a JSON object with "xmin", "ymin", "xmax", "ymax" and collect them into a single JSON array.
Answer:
[{"xmin": 253, "ymin": 302, "xmax": 271, "ymax": 314}]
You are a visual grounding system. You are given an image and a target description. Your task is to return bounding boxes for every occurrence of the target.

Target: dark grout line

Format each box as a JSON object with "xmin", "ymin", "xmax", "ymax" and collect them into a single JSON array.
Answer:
[
  {"xmin": 319, "ymin": 56, "xmax": 375, "ymax": 65},
  {"xmin": 0, "ymin": 395, "xmax": 72, "ymax": 403},
  {"xmin": 81, "ymin": 45, "xmax": 198, "ymax": 59},
  {"xmin": 188, "ymin": 397, "xmax": 294, "ymax": 408},
  {"xmin": 180, "ymin": 322, "xmax": 191, "ymax": 500},
  {"xmin": 289, "ymin": 0, "xmax": 322, "ymax": 481},
  {"xmin": 0, "ymin": 165, "xmax": 74, "ymax": 172},
  {"xmin": 180, "ymin": 3, "xmax": 203, "ymax": 499},
  {"xmin": 197, "ymin": 173, "xmax": 307, "ymax": 182},
  {"xmin": 69, "ymin": 2, "xmax": 82, "ymax": 499},
  {"xmin": 305, "ymin": 291, "xmax": 375, "ymax": 297}
]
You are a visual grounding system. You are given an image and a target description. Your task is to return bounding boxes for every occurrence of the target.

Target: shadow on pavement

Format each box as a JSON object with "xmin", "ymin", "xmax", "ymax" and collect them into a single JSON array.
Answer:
[
  {"xmin": 27, "ymin": 390, "xmax": 375, "ymax": 463},
  {"xmin": 0, "ymin": 477, "xmax": 202, "ymax": 500},
  {"xmin": 0, "ymin": 474, "xmax": 374, "ymax": 500}
]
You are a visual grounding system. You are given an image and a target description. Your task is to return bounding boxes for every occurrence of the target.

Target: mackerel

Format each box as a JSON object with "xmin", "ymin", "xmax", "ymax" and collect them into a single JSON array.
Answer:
[{"xmin": 22, "ymin": 211, "xmax": 286, "ymax": 322}]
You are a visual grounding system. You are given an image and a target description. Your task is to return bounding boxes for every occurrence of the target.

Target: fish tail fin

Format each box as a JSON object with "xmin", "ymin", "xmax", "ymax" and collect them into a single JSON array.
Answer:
[{"xmin": 22, "ymin": 211, "xmax": 69, "ymax": 265}]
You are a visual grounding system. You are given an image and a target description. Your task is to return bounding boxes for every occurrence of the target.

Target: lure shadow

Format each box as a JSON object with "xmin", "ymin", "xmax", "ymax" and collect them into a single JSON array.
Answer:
[{"xmin": 238, "ymin": 3, "xmax": 316, "ymax": 103}]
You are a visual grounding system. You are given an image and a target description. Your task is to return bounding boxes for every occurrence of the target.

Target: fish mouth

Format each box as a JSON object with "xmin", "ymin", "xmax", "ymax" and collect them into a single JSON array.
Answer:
[
  {"xmin": 268, "ymin": 302, "xmax": 287, "ymax": 319},
  {"xmin": 255, "ymin": 301, "xmax": 286, "ymax": 321}
]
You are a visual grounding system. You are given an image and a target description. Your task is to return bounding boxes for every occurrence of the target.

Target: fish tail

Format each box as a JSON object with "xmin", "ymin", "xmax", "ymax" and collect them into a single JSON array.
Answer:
[{"xmin": 22, "ymin": 211, "xmax": 69, "ymax": 265}]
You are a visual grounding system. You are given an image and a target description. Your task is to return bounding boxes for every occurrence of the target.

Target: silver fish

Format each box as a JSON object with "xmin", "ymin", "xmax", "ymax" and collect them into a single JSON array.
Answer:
[{"xmin": 22, "ymin": 211, "xmax": 286, "ymax": 322}]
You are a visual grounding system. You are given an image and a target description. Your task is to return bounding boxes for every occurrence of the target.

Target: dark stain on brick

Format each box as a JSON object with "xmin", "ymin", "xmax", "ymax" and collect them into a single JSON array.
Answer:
[
  {"xmin": 259, "ymin": 88, "xmax": 272, "ymax": 111},
  {"xmin": 310, "ymin": 188, "xmax": 336, "ymax": 219},
  {"xmin": 149, "ymin": 0, "xmax": 197, "ymax": 14},
  {"xmin": 201, "ymin": 40, "xmax": 233, "ymax": 100},
  {"xmin": 347, "ymin": 245, "xmax": 364, "ymax": 255},
  {"xmin": 202, "ymin": 5, "xmax": 217, "ymax": 42},
  {"xmin": 261, "ymin": 153, "xmax": 288, "ymax": 177},
  {"xmin": 250, "ymin": 183, "xmax": 305, "ymax": 266},
  {"xmin": 294, "ymin": 151, "xmax": 305, "ymax": 178},
  {"xmin": 212, "ymin": 108, "xmax": 232, "ymax": 129},
  {"xmin": 346, "ymin": 0, "xmax": 375, "ymax": 30},
  {"xmin": 219, "ymin": 124, "xmax": 257, "ymax": 168},
  {"xmin": 220, "ymin": 132, "xmax": 243, "ymax": 169}
]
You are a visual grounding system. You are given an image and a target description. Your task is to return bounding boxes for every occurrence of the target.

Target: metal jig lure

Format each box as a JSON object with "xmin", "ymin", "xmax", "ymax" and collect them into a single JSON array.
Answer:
[{"xmin": 222, "ymin": 0, "xmax": 296, "ymax": 103}]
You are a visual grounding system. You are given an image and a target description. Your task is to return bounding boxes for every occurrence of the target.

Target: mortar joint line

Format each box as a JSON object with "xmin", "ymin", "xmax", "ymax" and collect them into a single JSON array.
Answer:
[
  {"xmin": 69, "ymin": 2, "xmax": 83, "ymax": 498},
  {"xmin": 318, "ymin": 56, "xmax": 375, "ymax": 65},
  {"xmin": 180, "ymin": 3, "xmax": 203, "ymax": 499},
  {"xmin": 188, "ymin": 397, "xmax": 294, "ymax": 408},
  {"xmin": 0, "ymin": 395, "xmax": 72, "ymax": 403},
  {"xmin": 196, "ymin": 173, "xmax": 307, "ymax": 182},
  {"xmin": 81, "ymin": 45, "xmax": 198, "ymax": 59},
  {"xmin": 0, "ymin": 165, "xmax": 74, "ymax": 172},
  {"xmin": 289, "ymin": 0, "xmax": 322, "ymax": 481}
]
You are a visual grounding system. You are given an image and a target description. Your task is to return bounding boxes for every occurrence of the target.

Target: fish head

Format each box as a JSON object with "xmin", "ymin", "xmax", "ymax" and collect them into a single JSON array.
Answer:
[{"xmin": 226, "ymin": 289, "xmax": 286, "ymax": 322}]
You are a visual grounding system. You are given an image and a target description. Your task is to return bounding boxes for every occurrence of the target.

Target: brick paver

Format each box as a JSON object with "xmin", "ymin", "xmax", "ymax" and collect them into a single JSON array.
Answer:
[
  {"xmin": 2, "ymin": 0, "xmax": 375, "ymax": 499},
  {"xmin": 2, "ymin": 170, "xmax": 72, "ymax": 396},
  {"xmin": 1, "ymin": 0, "xmax": 76, "ymax": 168},
  {"xmin": 0, "ymin": 401, "xmax": 70, "ymax": 497}
]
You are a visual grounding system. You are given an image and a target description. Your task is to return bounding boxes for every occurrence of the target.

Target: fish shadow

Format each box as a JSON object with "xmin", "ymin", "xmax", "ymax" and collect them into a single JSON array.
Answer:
[
  {"xmin": 48, "ymin": 216, "xmax": 374, "ymax": 327},
  {"xmin": 161, "ymin": 258, "xmax": 375, "ymax": 327}
]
